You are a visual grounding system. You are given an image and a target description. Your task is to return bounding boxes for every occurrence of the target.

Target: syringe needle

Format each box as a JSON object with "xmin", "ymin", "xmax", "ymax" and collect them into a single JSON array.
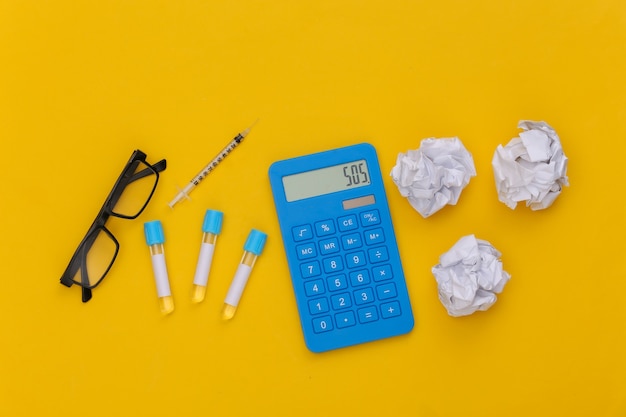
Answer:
[{"xmin": 168, "ymin": 123, "xmax": 257, "ymax": 208}]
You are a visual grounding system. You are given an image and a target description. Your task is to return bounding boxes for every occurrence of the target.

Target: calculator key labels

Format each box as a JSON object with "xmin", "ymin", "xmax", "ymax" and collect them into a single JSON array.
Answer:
[
  {"xmin": 319, "ymin": 238, "xmax": 340, "ymax": 255},
  {"xmin": 312, "ymin": 316, "xmax": 334, "ymax": 333},
  {"xmin": 337, "ymin": 215, "xmax": 358, "ymax": 232},
  {"xmin": 296, "ymin": 243, "xmax": 317, "ymax": 260},
  {"xmin": 364, "ymin": 228, "xmax": 385, "ymax": 245},
  {"xmin": 380, "ymin": 301, "xmax": 402, "ymax": 319},
  {"xmin": 315, "ymin": 220, "xmax": 336, "ymax": 236},
  {"xmin": 359, "ymin": 209, "xmax": 381, "ymax": 227},
  {"xmin": 335, "ymin": 311, "xmax": 356, "ymax": 328},
  {"xmin": 327, "ymin": 274, "xmax": 348, "ymax": 291},
  {"xmin": 292, "ymin": 225, "xmax": 313, "ymax": 242},
  {"xmin": 341, "ymin": 233, "xmax": 362, "ymax": 250},
  {"xmin": 373, "ymin": 265, "xmax": 393, "ymax": 281},
  {"xmin": 358, "ymin": 306, "xmax": 379, "ymax": 323},
  {"xmin": 376, "ymin": 283, "xmax": 397, "ymax": 300},
  {"xmin": 304, "ymin": 279, "xmax": 325, "ymax": 296}
]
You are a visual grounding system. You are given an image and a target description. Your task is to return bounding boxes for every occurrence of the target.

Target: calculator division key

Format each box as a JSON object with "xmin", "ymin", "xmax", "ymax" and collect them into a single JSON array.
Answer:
[
  {"xmin": 335, "ymin": 311, "xmax": 356, "ymax": 329},
  {"xmin": 359, "ymin": 209, "xmax": 380, "ymax": 227},
  {"xmin": 358, "ymin": 306, "xmax": 379, "ymax": 323},
  {"xmin": 380, "ymin": 301, "xmax": 402, "ymax": 319},
  {"xmin": 364, "ymin": 228, "xmax": 385, "ymax": 245},
  {"xmin": 292, "ymin": 224, "xmax": 313, "ymax": 242},
  {"xmin": 315, "ymin": 220, "xmax": 336, "ymax": 237},
  {"xmin": 367, "ymin": 246, "xmax": 389, "ymax": 263},
  {"xmin": 312, "ymin": 316, "xmax": 334, "ymax": 333}
]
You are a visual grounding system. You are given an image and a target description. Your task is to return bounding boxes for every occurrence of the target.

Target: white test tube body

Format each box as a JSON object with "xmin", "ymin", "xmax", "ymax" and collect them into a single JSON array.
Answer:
[
  {"xmin": 191, "ymin": 210, "xmax": 223, "ymax": 303},
  {"xmin": 144, "ymin": 220, "xmax": 174, "ymax": 315},
  {"xmin": 150, "ymin": 243, "xmax": 174, "ymax": 314},
  {"xmin": 222, "ymin": 229, "xmax": 267, "ymax": 320}
]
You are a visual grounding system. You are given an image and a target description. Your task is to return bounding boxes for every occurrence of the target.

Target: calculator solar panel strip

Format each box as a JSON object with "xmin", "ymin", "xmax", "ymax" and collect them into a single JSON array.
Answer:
[{"xmin": 269, "ymin": 143, "xmax": 414, "ymax": 353}]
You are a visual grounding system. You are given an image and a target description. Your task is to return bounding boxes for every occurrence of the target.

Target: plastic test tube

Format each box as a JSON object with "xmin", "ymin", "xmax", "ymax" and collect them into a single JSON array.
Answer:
[
  {"xmin": 191, "ymin": 209, "xmax": 223, "ymax": 303},
  {"xmin": 144, "ymin": 220, "xmax": 174, "ymax": 315},
  {"xmin": 222, "ymin": 229, "xmax": 267, "ymax": 320}
]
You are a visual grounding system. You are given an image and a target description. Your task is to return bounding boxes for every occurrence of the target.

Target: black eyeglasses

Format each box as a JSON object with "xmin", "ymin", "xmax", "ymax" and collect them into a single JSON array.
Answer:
[{"xmin": 60, "ymin": 150, "xmax": 167, "ymax": 302}]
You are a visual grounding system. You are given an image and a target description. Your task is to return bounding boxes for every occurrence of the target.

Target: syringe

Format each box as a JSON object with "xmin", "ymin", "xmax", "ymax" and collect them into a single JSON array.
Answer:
[{"xmin": 168, "ymin": 124, "xmax": 255, "ymax": 208}]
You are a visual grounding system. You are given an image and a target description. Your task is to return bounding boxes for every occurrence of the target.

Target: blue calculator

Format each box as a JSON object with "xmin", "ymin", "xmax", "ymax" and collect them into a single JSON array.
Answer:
[{"xmin": 269, "ymin": 143, "xmax": 414, "ymax": 352}]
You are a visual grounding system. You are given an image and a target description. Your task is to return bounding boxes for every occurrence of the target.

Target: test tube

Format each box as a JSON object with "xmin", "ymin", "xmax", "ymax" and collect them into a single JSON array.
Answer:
[
  {"xmin": 191, "ymin": 209, "xmax": 223, "ymax": 303},
  {"xmin": 222, "ymin": 229, "xmax": 267, "ymax": 320},
  {"xmin": 144, "ymin": 220, "xmax": 174, "ymax": 315}
]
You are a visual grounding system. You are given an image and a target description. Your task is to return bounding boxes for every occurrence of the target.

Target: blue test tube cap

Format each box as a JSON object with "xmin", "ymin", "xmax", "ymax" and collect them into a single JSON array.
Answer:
[
  {"xmin": 202, "ymin": 209, "xmax": 223, "ymax": 234},
  {"xmin": 244, "ymin": 229, "xmax": 267, "ymax": 256},
  {"xmin": 144, "ymin": 220, "xmax": 165, "ymax": 245}
]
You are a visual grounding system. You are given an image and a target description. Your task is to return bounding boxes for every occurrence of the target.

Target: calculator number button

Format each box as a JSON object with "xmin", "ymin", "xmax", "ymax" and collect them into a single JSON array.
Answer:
[
  {"xmin": 292, "ymin": 225, "xmax": 313, "ymax": 242},
  {"xmin": 300, "ymin": 261, "xmax": 321, "ymax": 278},
  {"xmin": 368, "ymin": 246, "xmax": 389, "ymax": 263},
  {"xmin": 331, "ymin": 293, "xmax": 352, "ymax": 310},
  {"xmin": 335, "ymin": 311, "xmax": 356, "ymax": 328},
  {"xmin": 360, "ymin": 210, "xmax": 380, "ymax": 227},
  {"xmin": 327, "ymin": 274, "xmax": 348, "ymax": 291},
  {"xmin": 354, "ymin": 288, "xmax": 375, "ymax": 305},
  {"xmin": 296, "ymin": 243, "xmax": 317, "ymax": 260},
  {"xmin": 308, "ymin": 297, "xmax": 330, "ymax": 315},
  {"xmin": 323, "ymin": 256, "xmax": 344, "ymax": 273},
  {"xmin": 304, "ymin": 279, "xmax": 325, "ymax": 296},
  {"xmin": 337, "ymin": 215, "xmax": 358, "ymax": 232},
  {"xmin": 319, "ymin": 238, "xmax": 340, "ymax": 255},
  {"xmin": 364, "ymin": 228, "xmax": 385, "ymax": 245},
  {"xmin": 312, "ymin": 316, "xmax": 334, "ymax": 333},
  {"xmin": 349, "ymin": 270, "xmax": 370, "ymax": 287},
  {"xmin": 315, "ymin": 220, "xmax": 335, "ymax": 236},
  {"xmin": 346, "ymin": 251, "xmax": 366, "ymax": 269}
]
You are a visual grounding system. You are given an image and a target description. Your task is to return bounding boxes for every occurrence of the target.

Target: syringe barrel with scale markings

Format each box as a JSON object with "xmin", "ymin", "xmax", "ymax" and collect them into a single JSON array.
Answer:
[{"xmin": 168, "ymin": 125, "xmax": 254, "ymax": 208}]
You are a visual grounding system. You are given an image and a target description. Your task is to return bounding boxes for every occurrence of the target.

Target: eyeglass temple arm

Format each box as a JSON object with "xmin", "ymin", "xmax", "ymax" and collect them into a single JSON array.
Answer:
[{"xmin": 106, "ymin": 159, "xmax": 167, "ymax": 210}]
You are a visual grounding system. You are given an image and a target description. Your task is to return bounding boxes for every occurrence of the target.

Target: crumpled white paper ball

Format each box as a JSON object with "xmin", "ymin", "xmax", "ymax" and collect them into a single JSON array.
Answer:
[
  {"xmin": 432, "ymin": 235, "xmax": 510, "ymax": 317},
  {"xmin": 492, "ymin": 120, "xmax": 569, "ymax": 210},
  {"xmin": 390, "ymin": 137, "xmax": 476, "ymax": 218}
]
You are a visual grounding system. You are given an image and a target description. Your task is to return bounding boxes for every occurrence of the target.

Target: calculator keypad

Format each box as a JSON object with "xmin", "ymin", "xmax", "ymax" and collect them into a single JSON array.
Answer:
[
  {"xmin": 269, "ymin": 143, "xmax": 414, "ymax": 352},
  {"xmin": 293, "ymin": 210, "xmax": 403, "ymax": 333}
]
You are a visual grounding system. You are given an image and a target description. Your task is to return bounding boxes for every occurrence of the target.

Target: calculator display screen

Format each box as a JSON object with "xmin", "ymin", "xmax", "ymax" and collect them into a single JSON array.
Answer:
[{"xmin": 282, "ymin": 159, "xmax": 371, "ymax": 202}]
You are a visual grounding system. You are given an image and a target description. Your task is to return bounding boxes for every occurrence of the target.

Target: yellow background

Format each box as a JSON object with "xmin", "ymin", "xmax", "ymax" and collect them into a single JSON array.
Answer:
[{"xmin": 1, "ymin": 1, "xmax": 625, "ymax": 416}]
